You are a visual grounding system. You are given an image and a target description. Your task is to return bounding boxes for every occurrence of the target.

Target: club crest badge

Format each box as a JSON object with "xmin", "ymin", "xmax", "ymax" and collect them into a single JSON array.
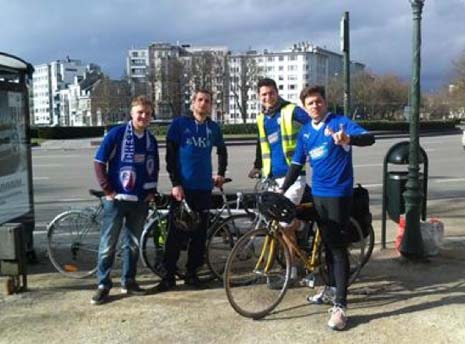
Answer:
[
  {"xmin": 119, "ymin": 167, "xmax": 137, "ymax": 192},
  {"xmin": 146, "ymin": 157, "xmax": 155, "ymax": 175}
]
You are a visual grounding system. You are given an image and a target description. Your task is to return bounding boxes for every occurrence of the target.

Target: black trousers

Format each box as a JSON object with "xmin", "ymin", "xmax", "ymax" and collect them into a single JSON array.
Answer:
[
  {"xmin": 164, "ymin": 189, "xmax": 211, "ymax": 276},
  {"xmin": 313, "ymin": 195, "xmax": 352, "ymax": 307}
]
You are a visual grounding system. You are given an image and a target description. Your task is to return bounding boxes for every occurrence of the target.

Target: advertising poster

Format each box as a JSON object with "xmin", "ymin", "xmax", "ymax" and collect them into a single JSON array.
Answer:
[{"xmin": 0, "ymin": 90, "xmax": 31, "ymax": 224}]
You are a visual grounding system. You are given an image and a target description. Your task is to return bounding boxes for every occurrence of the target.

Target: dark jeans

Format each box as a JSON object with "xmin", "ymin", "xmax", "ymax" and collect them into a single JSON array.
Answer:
[
  {"xmin": 314, "ymin": 195, "xmax": 352, "ymax": 307},
  {"xmin": 96, "ymin": 199, "xmax": 148, "ymax": 289},
  {"xmin": 163, "ymin": 189, "xmax": 212, "ymax": 277}
]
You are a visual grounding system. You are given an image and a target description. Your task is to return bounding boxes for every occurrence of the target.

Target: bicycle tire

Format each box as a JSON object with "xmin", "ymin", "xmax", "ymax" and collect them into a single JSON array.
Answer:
[
  {"xmin": 140, "ymin": 215, "xmax": 214, "ymax": 282},
  {"xmin": 319, "ymin": 217, "xmax": 365, "ymax": 286},
  {"xmin": 206, "ymin": 213, "xmax": 256, "ymax": 281},
  {"xmin": 361, "ymin": 224, "xmax": 375, "ymax": 267},
  {"xmin": 224, "ymin": 227, "xmax": 291, "ymax": 319},
  {"xmin": 140, "ymin": 216, "xmax": 168, "ymax": 278},
  {"xmin": 47, "ymin": 210, "xmax": 99, "ymax": 278}
]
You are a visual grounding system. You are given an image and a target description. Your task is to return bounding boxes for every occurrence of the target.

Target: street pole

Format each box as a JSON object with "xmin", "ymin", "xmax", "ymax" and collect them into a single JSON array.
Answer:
[
  {"xmin": 341, "ymin": 11, "xmax": 351, "ymax": 117},
  {"xmin": 400, "ymin": 0, "xmax": 425, "ymax": 258}
]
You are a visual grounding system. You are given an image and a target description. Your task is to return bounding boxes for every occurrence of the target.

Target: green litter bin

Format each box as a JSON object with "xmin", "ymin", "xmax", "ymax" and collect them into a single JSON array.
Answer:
[{"xmin": 381, "ymin": 141, "xmax": 428, "ymax": 248}]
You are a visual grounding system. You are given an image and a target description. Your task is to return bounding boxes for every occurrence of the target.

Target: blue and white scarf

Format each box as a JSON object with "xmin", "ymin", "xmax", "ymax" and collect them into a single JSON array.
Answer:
[{"xmin": 121, "ymin": 121, "xmax": 135, "ymax": 163}]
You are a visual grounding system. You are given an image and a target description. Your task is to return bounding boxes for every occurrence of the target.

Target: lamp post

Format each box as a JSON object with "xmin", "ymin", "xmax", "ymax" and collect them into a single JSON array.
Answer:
[
  {"xmin": 400, "ymin": 0, "xmax": 425, "ymax": 258},
  {"xmin": 341, "ymin": 11, "xmax": 351, "ymax": 117}
]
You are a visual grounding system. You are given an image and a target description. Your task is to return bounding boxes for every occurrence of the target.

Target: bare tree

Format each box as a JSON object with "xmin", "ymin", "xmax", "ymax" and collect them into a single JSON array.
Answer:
[
  {"xmin": 230, "ymin": 54, "xmax": 262, "ymax": 123},
  {"xmin": 91, "ymin": 77, "xmax": 132, "ymax": 125}
]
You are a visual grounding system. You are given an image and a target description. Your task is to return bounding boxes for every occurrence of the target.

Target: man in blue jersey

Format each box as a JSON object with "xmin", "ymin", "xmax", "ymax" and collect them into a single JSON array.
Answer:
[
  {"xmin": 92, "ymin": 96, "xmax": 159, "ymax": 305},
  {"xmin": 250, "ymin": 78, "xmax": 309, "ymax": 284},
  {"xmin": 280, "ymin": 85, "xmax": 375, "ymax": 330},
  {"xmin": 156, "ymin": 88, "xmax": 227, "ymax": 291}
]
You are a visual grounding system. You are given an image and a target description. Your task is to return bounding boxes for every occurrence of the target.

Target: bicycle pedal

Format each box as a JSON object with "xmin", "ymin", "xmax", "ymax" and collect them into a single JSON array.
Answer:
[{"xmin": 302, "ymin": 274, "xmax": 316, "ymax": 288}]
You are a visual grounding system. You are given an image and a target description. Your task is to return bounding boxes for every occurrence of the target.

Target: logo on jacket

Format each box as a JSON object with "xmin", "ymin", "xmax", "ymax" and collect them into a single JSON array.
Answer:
[
  {"xmin": 146, "ymin": 157, "xmax": 155, "ymax": 176},
  {"xmin": 119, "ymin": 167, "xmax": 137, "ymax": 192}
]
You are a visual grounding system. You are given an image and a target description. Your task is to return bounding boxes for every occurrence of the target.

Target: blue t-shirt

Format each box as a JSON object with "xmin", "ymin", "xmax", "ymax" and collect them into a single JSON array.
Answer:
[
  {"xmin": 94, "ymin": 123, "xmax": 159, "ymax": 201},
  {"xmin": 264, "ymin": 105, "xmax": 309, "ymax": 178},
  {"xmin": 292, "ymin": 113, "xmax": 367, "ymax": 197},
  {"xmin": 167, "ymin": 116, "xmax": 225, "ymax": 191}
]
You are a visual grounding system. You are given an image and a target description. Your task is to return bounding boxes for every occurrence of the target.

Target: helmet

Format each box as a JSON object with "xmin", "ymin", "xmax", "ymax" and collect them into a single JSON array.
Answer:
[
  {"xmin": 258, "ymin": 191, "xmax": 296, "ymax": 223},
  {"xmin": 172, "ymin": 200, "xmax": 201, "ymax": 232}
]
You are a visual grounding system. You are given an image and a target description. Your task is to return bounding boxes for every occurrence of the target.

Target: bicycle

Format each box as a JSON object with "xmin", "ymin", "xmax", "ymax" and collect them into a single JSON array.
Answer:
[
  {"xmin": 140, "ymin": 178, "xmax": 255, "ymax": 281},
  {"xmin": 223, "ymin": 191, "xmax": 374, "ymax": 319},
  {"xmin": 47, "ymin": 189, "xmax": 169, "ymax": 279},
  {"xmin": 206, "ymin": 175, "xmax": 312, "ymax": 282}
]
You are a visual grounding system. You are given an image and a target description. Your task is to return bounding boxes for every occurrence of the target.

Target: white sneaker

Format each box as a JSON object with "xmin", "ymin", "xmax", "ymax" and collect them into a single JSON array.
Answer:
[
  {"xmin": 327, "ymin": 305, "xmax": 347, "ymax": 331},
  {"xmin": 307, "ymin": 286, "xmax": 336, "ymax": 305}
]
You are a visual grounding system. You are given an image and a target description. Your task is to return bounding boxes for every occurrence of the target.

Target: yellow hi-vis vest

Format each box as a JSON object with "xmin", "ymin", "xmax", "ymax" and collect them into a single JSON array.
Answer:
[{"xmin": 257, "ymin": 103, "xmax": 300, "ymax": 177}]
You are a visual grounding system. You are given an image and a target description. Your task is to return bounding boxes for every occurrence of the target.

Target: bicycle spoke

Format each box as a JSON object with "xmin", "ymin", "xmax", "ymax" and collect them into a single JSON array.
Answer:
[{"xmin": 224, "ymin": 228, "xmax": 290, "ymax": 319}]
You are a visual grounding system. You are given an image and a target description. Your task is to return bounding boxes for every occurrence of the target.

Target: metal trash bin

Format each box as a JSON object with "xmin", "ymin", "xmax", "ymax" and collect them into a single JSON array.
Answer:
[
  {"xmin": 381, "ymin": 141, "xmax": 428, "ymax": 248},
  {"xmin": 386, "ymin": 171, "xmax": 424, "ymax": 223}
]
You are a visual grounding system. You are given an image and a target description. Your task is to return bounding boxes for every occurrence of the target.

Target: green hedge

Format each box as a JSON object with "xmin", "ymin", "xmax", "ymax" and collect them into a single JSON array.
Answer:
[{"xmin": 29, "ymin": 119, "xmax": 459, "ymax": 139}]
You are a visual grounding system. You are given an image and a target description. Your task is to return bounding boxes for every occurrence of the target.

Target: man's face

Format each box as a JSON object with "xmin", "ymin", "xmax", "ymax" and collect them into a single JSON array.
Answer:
[
  {"xmin": 303, "ymin": 93, "xmax": 328, "ymax": 123},
  {"xmin": 192, "ymin": 92, "xmax": 212, "ymax": 116},
  {"xmin": 258, "ymin": 86, "xmax": 279, "ymax": 110},
  {"xmin": 130, "ymin": 104, "xmax": 152, "ymax": 131}
]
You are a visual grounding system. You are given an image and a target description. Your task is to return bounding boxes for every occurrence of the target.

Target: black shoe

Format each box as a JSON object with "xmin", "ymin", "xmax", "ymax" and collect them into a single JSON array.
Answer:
[
  {"xmin": 91, "ymin": 286, "xmax": 110, "ymax": 305},
  {"xmin": 184, "ymin": 273, "xmax": 202, "ymax": 288},
  {"xmin": 121, "ymin": 282, "xmax": 146, "ymax": 296},
  {"xmin": 155, "ymin": 276, "xmax": 176, "ymax": 292}
]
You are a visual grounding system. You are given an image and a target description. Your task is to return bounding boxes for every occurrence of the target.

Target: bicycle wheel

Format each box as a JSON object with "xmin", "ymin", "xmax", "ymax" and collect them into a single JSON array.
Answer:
[
  {"xmin": 140, "ymin": 215, "xmax": 214, "ymax": 281},
  {"xmin": 224, "ymin": 228, "xmax": 291, "ymax": 319},
  {"xmin": 359, "ymin": 224, "xmax": 375, "ymax": 267},
  {"xmin": 206, "ymin": 213, "xmax": 256, "ymax": 281},
  {"xmin": 140, "ymin": 217, "xmax": 167, "ymax": 278},
  {"xmin": 47, "ymin": 210, "xmax": 100, "ymax": 278},
  {"xmin": 319, "ymin": 217, "xmax": 365, "ymax": 286}
]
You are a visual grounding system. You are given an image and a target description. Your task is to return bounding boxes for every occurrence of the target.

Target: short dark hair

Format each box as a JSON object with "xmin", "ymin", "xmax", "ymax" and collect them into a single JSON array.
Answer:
[
  {"xmin": 193, "ymin": 88, "xmax": 212, "ymax": 100},
  {"xmin": 257, "ymin": 78, "xmax": 278, "ymax": 92},
  {"xmin": 299, "ymin": 85, "xmax": 326, "ymax": 104}
]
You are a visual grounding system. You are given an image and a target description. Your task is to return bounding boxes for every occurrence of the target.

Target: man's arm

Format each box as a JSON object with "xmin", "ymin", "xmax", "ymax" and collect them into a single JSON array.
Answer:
[
  {"xmin": 280, "ymin": 163, "xmax": 303, "ymax": 193},
  {"xmin": 349, "ymin": 133, "xmax": 375, "ymax": 146},
  {"xmin": 217, "ymin": 144, "xmax": 228, "ymax": 177},
  {"xmin": 165, "ymin": 139, "xmax": 182, "ymax": 187},
  {"xmin": 94, "ymin": 129, "xmax": 118, "ymax": 197},
  {"xmin": 248, "ymin": 136, "xmax": 263, "ymax": 178},
  {"xmin": 94, "ymin": 162, "xmax": 114, "ymax": 196}
]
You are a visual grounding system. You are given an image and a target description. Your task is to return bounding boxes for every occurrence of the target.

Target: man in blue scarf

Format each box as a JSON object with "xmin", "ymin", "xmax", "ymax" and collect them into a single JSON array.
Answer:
[{"xmin": 92, "ymin": 96, "xmax": 159, "ymax": 305}]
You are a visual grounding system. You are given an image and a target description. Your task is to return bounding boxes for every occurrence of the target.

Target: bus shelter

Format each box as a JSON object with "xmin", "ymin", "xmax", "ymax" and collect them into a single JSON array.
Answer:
[{"xmin": 0, "ymin": 53, "xmax": 35, "ymax": 260}]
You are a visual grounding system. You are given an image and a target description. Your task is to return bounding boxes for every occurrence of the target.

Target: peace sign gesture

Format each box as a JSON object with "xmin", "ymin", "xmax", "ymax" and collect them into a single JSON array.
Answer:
[{"xmin": 327, "ymin": 124, "xmax": 350, "ymax": 146}]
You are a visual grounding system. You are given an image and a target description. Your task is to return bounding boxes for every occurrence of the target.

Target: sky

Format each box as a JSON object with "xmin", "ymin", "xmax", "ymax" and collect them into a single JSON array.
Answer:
[{"xmin": 2, "ymin": 0, "xmax": 464, "ymax": 91}]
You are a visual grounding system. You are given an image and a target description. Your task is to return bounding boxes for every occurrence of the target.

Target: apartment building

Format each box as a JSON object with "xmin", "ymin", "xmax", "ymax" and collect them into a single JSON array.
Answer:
[
  {"xmin": 227, "ymin": 42, "xmax": 365, "ymax": 123},
  {"xmin": 31, "ymin": 57, "xmax": 100, "ymax": 126},
  {"xmin": 127, "ymin": 43, "xmax": 230, "ymax": 121}
]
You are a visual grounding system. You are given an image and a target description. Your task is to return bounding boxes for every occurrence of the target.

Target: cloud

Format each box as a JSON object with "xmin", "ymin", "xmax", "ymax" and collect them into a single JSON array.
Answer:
[{"xmin": 1, "ymin": 0, "xmax": 464, "ymax": 90}]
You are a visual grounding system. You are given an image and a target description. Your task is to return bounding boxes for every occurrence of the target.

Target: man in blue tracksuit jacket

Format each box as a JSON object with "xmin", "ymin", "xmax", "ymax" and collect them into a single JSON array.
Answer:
[{"xmin": 157, "ymin": 88, "xmax": 228, "ymax": 291}]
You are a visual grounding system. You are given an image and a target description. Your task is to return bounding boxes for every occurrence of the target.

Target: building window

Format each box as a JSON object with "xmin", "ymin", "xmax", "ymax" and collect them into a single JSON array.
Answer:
[
  {"xmin": 288, "ymin": 65, "xmax": 297, "ymax": 71},
  {"xmin": 289, "ymin": 55, "xmax": 297, "ymax": 61},
  {"xmin": 279, "ymin": 56, "xmax": 284, "ymax": 61},
  {"xmin": 288, "ymin": 84, "xmax": 296, "ymax": 90}
]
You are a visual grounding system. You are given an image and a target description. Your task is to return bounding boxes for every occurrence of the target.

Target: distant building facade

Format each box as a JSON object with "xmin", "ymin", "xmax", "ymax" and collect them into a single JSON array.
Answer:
[
  {"xmin": 127, "ymin": 41, "xmax": 365, "ymax": 124},
  {"xmin": 227, "ymin": 42, "xmax": 365, "ymax": 123},
  {"xmin": 31, "ymin": 57, "xmax": 101, "ymax": 126}
]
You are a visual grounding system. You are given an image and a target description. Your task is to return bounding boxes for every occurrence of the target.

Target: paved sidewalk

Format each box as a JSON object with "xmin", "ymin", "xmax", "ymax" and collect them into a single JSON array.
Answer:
[{"xmin": 1, "ymin": 198, "xmax": 464, "ymax": 343}]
